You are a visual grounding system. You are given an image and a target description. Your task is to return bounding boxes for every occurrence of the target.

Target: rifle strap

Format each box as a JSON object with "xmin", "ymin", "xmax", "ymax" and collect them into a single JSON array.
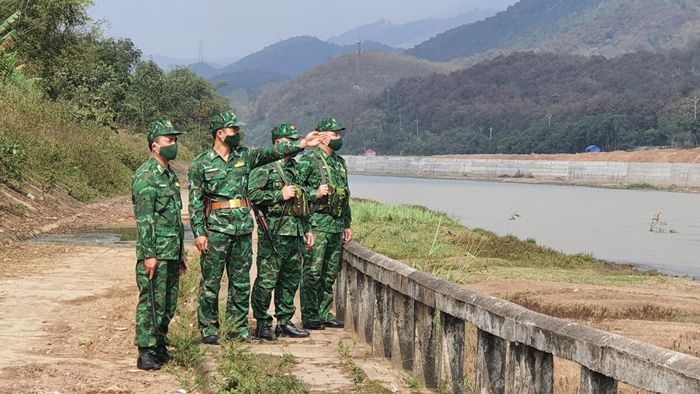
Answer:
[
  {"xmin": 274, "ymin": 161, "xmax": 292, "ymax": 186},
  {"xmin": 271, "ymin": 161, "xmax": 292, "ymax": 235}
]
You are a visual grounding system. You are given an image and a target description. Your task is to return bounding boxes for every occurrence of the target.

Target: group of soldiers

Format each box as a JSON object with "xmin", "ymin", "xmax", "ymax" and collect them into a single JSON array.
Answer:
[{"xmin": 130, "ymin": 110, "xmax": 352, "ymax": 370}]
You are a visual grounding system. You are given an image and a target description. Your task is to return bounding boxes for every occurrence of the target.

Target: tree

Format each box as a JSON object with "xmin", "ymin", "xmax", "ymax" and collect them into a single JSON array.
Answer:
[{"xmin": 3, "ymin": 0, "xmax": 93, "ymax": 94}]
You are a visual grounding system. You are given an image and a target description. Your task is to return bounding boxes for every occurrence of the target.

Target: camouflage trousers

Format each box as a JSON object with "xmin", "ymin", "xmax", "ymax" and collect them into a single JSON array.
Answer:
[
  {"xmin": 300, "ymin": 230, "xmax": 343, "ymax": 325},
  {"xmin": 251, "ymin": 233, "xmax": 303, "ymax": 327},
  {"xmin": 134, "ymin": 259, "xmax": 180, "ymax": 350},
  {"xmin": 197, "ymin": 230, "xmax": 253, "ymax": 338}
]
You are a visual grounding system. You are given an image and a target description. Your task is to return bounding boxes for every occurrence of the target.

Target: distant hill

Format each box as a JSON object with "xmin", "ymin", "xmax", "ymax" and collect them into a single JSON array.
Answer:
[
  {"xmin": 409, "ymin": 0, "xmax": 700, "ymax": 61},
  {"xmin": 243, "ymin": 52, "xmax": 456, "ymax": 147},
  {"xmin": 211, "ymin": 68, "xmax": 289, "ymax": 97},
  {"xmin": 327, "ymin": 9, "xmax": 497, "ymax": 48},
  {"xmin": 216, "ymin": 36, "xmax": 399, "ymax": 79},
  {"xmin": 187, "ymin": 62, "xmax": 221, "ymax": 79}
]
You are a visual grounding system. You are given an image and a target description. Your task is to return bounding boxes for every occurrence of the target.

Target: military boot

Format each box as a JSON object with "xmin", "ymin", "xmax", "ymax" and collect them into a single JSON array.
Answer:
[
  {"xmin": 155, "ymin": 346, "xmax": 171, "ymax": 364},
  {"xmin": 276, "ymin": 322, "xmax": 310, "ymax": 338},
  {"xmin": 302, "ymin": 321, "xmax": 325, "ymax": 330},
  {"xmin": 137, "ymin": 351, "xmax": 161, "ymax": 371},
  {"xmin": 255, "ymin": 324, "xmax": 276, "ymax": 341},
  {"xmin": 322, "ymin": 318, "xmax": 345, "ymax": 328}
]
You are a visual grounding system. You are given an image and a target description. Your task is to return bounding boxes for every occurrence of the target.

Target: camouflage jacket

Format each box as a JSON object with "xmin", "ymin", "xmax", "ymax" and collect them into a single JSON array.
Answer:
[
  {"xmin": 131, "ymin": 157, "xmax": 184, "ymax": 261},
  {"xmin": 188, "ymin": 142, "xmax": 304, "ymax": 237},
  {"xmin": 248, "ymin": 158, "xmax": 310, "ymax": 237},
  {"xmin": 298, "ymin": 148, "xmax": 351, "ymax": 233}
]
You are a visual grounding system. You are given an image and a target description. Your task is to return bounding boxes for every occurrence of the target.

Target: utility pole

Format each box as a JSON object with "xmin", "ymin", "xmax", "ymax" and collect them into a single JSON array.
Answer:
[
  {"xmin": 693, "ymin": 96, "xmax": 699, "ymax": 120},
  {"xmin": 415, "ymin": 118, "xmax": 419, "ymax": 138},
  {"xmin": 489, "ymin": 126, "xmax": 493, "ymax": 140},
  {"xmin": 356, "ymin": 40, "xmax": 362, "ymax": 86}
]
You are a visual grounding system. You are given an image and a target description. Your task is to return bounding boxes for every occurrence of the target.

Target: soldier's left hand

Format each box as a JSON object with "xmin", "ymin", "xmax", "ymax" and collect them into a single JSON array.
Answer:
[
  {"xmin": 343, "ymin": 228, "xmax": 353, "ymax": 244},
  {"xmin": 305, "ymin": 232, "xmax": 315, "ymax": 249},
  {"xmin": 282, "ymin": 185, "xmax": 297, "ymax": 200},
  {"xmin": 180, "ymin": 256, "xmax": 189, "ymax": 275}
]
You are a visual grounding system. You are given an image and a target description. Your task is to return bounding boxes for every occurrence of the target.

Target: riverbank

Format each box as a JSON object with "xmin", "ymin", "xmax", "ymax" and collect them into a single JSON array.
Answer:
[
  {"xmin": 346, "ymin": 148, "xmax": 700, "ymax": 191},
  {"xmin": 351, "ymin": 199, "xmax": 700, "ymax": 392}
]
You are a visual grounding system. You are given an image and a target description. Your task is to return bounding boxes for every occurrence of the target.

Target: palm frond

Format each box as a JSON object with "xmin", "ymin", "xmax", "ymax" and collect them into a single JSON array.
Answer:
[{"xmin": 0, "ymin": 10, "xmax": 21, "ymax": 45}]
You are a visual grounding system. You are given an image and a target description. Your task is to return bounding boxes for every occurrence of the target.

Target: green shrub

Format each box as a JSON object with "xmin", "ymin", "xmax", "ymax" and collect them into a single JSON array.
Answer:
[{"xmin": 0, "ymin": 129, "xmax": 27, "ymax": 182}]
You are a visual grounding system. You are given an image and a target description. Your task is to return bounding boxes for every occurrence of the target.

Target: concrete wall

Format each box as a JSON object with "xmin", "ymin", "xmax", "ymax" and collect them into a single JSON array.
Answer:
[
  {"xmin": 336, "ymin": 242, "xmax": 700, "ymax": 393},
  {"xmin": 345, "ymin": 155, "xmax": 700, "ymax": 187}
]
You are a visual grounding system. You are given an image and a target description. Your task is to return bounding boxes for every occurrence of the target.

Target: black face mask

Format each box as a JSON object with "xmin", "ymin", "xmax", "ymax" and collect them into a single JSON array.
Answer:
[
  {"xmin": 328, "ymin": 138, "xmax": 343, "ymax": 151},
  {"xmin": 224, "ymin": 134, "xmax": 241, "ymax": 148},
  {"xmin": 157, "ymin": 143, "xmax": 178, "ymax": 160}
]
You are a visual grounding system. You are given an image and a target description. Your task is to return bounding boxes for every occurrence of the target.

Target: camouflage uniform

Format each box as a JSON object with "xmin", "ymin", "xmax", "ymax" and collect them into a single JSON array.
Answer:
[
  {"xmin": 131, "ymin": 120, "xmax": 184, "ymax": 360},
  {"xmin": 248, "ymin": 123, "xmax": 310, "ymax": 332},
  {"xmin": 189, "ymin": 112, "xmax": 306, "ymax": 339},
  {"xmin": 298, "ymin": 118, "xmax": 352, "ymax": 327}
]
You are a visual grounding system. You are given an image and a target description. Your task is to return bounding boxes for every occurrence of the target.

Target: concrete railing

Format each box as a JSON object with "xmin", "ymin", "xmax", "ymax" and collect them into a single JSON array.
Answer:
[{"xmin": 336, "ymin": 242, "xmax": 700, "ymax": 393}]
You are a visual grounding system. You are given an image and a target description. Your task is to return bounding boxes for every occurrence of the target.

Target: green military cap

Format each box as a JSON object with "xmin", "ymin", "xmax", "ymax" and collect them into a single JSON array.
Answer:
[
  {"xmin": 210, "ymin": 110, "xmax": 246, "ymax": 134},
  {"xmin": 315, "ymin": 117, "xmax": 346, "ymax": 132},
  {"xmin": 271, "ymin": 122, "xmax": 300, "ymax": 141},
  {"xmin": 147, "ymin": 119, "xmax": 181, "ymax": 143}
]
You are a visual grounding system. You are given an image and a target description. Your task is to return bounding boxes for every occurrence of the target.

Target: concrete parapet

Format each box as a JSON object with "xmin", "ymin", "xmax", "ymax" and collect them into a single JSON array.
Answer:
[
  {"xmin": 337, "ymin": 242, "xmax": 700, "ymax": 393},
  {"xmin": 345, "ymin": 155, "xmax": 700, "ymax": 187}
]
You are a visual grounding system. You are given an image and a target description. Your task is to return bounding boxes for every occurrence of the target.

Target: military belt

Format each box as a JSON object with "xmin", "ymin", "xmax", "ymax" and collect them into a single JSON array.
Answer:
[{"xmin": 210, "ymin": 198, "xmax": 248, "ymax": 210}]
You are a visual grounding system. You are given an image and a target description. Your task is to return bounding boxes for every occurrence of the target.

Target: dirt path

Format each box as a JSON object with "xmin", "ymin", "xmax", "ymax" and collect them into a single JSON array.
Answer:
[
  {"xmin": 0, "ymin": 195, "xmax": 416, "ymax": 393},
  {"xmin": 0, "ymin": 243, "xmax": 180, "ymax": 393}
]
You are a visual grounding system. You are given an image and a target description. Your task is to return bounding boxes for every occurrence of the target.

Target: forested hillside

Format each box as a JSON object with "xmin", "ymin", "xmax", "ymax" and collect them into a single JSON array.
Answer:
[
  {"xmin": 342, "ymin": 43, "xmax": 700, "ymax": 155},
  {"xmin": 243, "ymin": 52, "xmax": 456, "ymax": 147},
  {"xmin": 409, "ymin": 0, "xmax": 700, "ymax": 61}
]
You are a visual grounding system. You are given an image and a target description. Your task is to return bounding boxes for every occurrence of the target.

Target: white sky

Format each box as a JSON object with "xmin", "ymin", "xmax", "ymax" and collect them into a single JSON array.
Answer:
[{"xmin": 89, "ymin": 0, "xmax": 517, "ymax": 63}]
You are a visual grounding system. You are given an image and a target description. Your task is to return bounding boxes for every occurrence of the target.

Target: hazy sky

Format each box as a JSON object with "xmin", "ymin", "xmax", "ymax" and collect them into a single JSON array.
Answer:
[{"xmin": 89, "ymin": 0, "xmax": 518, "ymax": 63}]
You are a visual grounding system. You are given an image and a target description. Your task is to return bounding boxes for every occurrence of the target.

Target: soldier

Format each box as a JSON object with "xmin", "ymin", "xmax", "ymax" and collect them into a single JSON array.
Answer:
[
  {"xmin": 248, "ymin": 123, "xmax": 314, "ymax": 340},
  {"xmin": 298, "ymin": 117, "xmax": 352, "ymax": 330},
  {"xmin": 188, "ymin": 110, "xmax": 326, "ymax": 344},
  {"xmin": 131, "ymin": 119, "xmax": 188, "ymax": 371}
]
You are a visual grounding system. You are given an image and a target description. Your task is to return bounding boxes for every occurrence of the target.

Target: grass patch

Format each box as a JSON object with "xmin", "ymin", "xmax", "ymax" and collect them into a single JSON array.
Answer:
[
  {"xmin": 504, "ymin": 293, "xmax": 680, "ymax": 322},
  {"xmin": 167, "ymin": 253, "xmax": 307, "ymax": 393},
  {"xmin": 337, "ymin": 341, "xmax": 392, "ymax": 393},
  {"xmin": 350, "ymin": 199, "xmax": 657, "ymax": 286}
]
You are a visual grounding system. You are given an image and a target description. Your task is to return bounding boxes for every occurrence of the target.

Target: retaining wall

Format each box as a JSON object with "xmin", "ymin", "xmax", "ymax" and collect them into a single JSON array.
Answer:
[
  {"xmin": 345, "ymin": 155, "xmax": 700, "ymax": 187},
  {"xmin": 336, "ymin": 242, "xmax": 700, "ymax": 393}
]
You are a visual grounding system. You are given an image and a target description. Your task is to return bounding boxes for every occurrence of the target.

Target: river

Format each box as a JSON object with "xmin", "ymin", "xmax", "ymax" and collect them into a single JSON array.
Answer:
[{"xmin": 349, "ymin": 175, "xmax": 700, "ymax": 279}]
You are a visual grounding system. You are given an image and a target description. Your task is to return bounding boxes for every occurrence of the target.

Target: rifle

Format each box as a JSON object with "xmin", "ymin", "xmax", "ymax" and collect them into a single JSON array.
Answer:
[
  {"xmin": 250, "ymin": 201, "xmax": 280, "ymax": 256},
  {"xmin": 148, "ymin": 277, "xmax": 160, "ymax": 341}
]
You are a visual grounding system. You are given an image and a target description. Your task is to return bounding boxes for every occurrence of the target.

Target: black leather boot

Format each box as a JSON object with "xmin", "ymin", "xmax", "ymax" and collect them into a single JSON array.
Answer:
[
  {"xmin": 322, "ymin": 318, "xmax": 345, "ymax": 328},
  {"xmin": 155, "ymin": 346, "xmax": 171, "ymax": 364},
  {"xmin": 137, "ymin": 353, "xmax": 161, "ymax": 371},
  {"xmin": 302, "ymin": 321, "xmax": 325, "ymax": 330},
  {"xmin": 276, "ymin": 322, "xmax": 310, "ymax": 338},
  {"xmin": 255, "ymin": 325, "xmax": 276, "ymax": 341}
]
